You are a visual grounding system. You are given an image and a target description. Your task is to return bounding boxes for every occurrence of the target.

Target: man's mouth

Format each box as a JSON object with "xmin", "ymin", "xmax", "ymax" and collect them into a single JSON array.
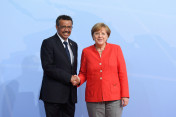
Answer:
[{"xmin": 63, "ymin": 31, "xmax": 70, "ymax": 34}]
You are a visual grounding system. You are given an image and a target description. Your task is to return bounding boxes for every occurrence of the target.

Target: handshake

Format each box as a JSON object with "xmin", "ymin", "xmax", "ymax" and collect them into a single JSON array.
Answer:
[{"xmin": 70, "ymin": 75, "xmax": 80, "ymax": 86}]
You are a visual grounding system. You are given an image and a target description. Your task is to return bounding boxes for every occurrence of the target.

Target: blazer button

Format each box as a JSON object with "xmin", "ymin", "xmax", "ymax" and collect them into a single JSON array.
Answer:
[
  {"xmin": 100, "ymin": 70, "xmax": 102, "ymax": 72},
  {"xmin": 99, "ymin": 63, "xmax": 102, "ymax": 65},
  {"xmin": 100, "ymin": 77, "xmax": 102, "ymax": 80}
]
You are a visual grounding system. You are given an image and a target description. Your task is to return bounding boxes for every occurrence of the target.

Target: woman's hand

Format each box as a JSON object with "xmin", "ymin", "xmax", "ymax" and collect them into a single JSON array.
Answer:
[{"xmin": 121, "ymin": 97, "xmax": 129, "ymax": 107}]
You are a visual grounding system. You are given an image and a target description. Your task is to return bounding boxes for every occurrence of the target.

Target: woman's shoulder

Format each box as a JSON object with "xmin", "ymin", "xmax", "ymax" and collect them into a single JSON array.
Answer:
[
  {"xmin": 82, "ymin": 45, "xmax": 95, "ymax": 51},
  {"xmin": 107, "ymin": 43, "xmax": 121, "ymax": 49}
]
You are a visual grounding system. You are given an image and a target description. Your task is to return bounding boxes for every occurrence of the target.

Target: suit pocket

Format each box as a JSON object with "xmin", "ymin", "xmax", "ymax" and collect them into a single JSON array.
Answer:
[{"xmin": 111, "ymin": 82, "xmax": 119, "ymax": 93}]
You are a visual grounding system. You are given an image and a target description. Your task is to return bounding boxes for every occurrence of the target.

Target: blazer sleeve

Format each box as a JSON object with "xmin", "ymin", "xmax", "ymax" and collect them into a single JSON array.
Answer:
[
  {"xmin": 41, "ymin": 39, "xmax": 72, "ymax": 85},
  {"xmin": 117, "ymin": 46, "xmax": 129, "ymax": 98},
  {"xmin": 78, "ymin": 49, "xmax": 87, "ymax": 86}
]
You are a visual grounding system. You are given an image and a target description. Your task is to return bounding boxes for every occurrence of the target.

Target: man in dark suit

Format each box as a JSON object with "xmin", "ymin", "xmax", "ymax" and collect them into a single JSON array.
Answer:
[{"xmin": 39, "ymin": 15, "xmax": 80, "ymax": 117}]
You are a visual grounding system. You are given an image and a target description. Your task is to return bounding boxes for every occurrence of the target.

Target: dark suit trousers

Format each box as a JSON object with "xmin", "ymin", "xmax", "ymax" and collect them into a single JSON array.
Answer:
[{"xmin": 44, "ymin": 101, "xmax": 75, "ymax": 117}]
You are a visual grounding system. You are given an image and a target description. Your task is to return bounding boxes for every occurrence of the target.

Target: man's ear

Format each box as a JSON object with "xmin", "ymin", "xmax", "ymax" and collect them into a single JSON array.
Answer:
[{"xmin": 56, "ymin": 25, "xmax": 58, "ymax": 29}]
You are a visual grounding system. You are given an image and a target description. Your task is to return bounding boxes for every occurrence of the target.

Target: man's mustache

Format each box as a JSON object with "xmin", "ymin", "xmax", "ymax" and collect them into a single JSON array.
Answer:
[{"xmin": 63, "ymin": 31, "xmax": 70, "ymax": 33}]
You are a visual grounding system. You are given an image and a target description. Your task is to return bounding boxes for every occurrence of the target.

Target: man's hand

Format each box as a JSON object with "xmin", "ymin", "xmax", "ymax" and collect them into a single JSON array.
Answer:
[{"xmin": 70, "ymin": 75, "xmax": 80, "ymax": 86}]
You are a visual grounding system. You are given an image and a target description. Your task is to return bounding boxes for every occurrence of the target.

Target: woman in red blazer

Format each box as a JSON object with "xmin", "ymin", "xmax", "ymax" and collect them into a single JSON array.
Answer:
[{"xmin": 78, "ymin": 23, "xmax": 129, "ymax": 117}]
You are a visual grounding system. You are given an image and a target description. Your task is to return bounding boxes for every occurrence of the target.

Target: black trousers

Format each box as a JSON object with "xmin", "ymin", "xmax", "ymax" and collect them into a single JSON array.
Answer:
[{"xmin": 44, "ymin": 101, "xmax": 75, "ymax": 117}]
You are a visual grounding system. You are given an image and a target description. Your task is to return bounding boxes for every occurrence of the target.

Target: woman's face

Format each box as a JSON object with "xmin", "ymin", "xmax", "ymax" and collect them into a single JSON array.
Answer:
[{"xmin": 93, "ymin": 27, "xmax": 108, "ymax": 47}]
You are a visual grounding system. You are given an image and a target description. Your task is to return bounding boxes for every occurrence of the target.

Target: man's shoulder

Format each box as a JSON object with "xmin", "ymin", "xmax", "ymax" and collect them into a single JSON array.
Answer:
[
  {"xmin": 41, "ymin": 34, "xmax": 58, "ymax": 46},
  {"xmin": 41, "ymin": 34, "xmax": 58, "ymax": 48},
  {"xmin": 68, "ymin": 38, "xmax": 77, "ymax": 46},
  {"xmin": 44, "ymin": 34, "xmax": 57, "ymax": 41}
]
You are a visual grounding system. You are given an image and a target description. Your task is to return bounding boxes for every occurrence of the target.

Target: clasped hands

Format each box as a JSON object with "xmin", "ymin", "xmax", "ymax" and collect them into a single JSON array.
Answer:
[{"xmin": 70, "ymin": 75, "xmax": 80, "ymax": 86}]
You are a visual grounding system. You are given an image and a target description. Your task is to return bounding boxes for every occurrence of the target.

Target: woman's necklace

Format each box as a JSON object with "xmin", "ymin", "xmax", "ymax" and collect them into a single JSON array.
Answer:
[
  {"xmin": 95, "ymin": 44, "xmax": 106, "ymax": 52},
  {"xmin": 97, "ymin": 49, "xmax": 104, "ymax": 52},
  {"xmin": 95, "ymin": 44, "xmax": 106, "ymax": 58}
]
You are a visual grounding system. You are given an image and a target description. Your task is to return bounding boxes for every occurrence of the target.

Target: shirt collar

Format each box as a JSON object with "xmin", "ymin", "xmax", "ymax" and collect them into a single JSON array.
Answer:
[{"xmin": 57, "ymin": 33, "xmax": 69, "ymax": 43}]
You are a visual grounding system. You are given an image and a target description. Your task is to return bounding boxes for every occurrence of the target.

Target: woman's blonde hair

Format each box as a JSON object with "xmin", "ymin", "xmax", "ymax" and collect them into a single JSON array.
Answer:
[{"xmin": 91, "ymin": 23, "xmax": 111, "ymax": 37}]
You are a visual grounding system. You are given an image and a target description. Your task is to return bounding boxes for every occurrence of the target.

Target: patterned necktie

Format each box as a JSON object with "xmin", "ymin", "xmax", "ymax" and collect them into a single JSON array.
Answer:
[{"xmin": 63, "ymin": 41, "xmax": 71, "ymax": 62}]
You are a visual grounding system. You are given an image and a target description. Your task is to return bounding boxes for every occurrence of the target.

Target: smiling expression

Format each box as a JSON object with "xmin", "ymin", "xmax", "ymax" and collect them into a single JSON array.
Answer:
[
  {"xmin": 93, "ymin": 27, "xmax": 108, "ymax": 47},
  {"xmin": 56, "ymin": 19, "xmax": 72, "ymax": 40}
]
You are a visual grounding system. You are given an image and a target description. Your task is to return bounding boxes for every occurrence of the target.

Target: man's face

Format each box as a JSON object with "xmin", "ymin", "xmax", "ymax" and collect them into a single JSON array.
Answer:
[{"xmin": 56, "ymin": 19, "xmax": 72, "ymax": 40}]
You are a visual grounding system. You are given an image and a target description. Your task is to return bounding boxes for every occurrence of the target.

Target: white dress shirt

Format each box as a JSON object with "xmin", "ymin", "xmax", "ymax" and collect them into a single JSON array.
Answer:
[{"xmin": 57, "ymin": 33, "xmax": 74, "ymax": 65}]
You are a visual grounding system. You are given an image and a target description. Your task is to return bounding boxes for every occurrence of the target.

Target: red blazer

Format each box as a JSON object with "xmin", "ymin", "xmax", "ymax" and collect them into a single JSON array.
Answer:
[{"xmin": 78, "ymin": 43, "xmax": 129, "ymax": 102}]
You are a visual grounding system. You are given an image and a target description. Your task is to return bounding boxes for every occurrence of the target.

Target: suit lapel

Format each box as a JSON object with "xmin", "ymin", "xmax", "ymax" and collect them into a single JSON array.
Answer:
[
  {"xmin": 68, "ymin": 39, "xmax": 77, "ymax": 66},
  {"xmin": 54, "ymin": 34, "xmax": 71, "ymax": 65},
  {"xmin": 68, "ymin": 39, "xmax": 76, "ymax": 58}
]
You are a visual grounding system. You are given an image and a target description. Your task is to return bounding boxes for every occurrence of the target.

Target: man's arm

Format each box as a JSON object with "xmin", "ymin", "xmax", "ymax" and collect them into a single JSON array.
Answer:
[{"xmin": 41, "ymin": 39, "xmax": 72, "ymax": 85}]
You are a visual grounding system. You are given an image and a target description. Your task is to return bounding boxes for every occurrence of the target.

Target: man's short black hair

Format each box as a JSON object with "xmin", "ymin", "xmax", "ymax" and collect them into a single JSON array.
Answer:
[{"xmin": 56, "ymin": 15, "xmax": 73, "ymax": 26}]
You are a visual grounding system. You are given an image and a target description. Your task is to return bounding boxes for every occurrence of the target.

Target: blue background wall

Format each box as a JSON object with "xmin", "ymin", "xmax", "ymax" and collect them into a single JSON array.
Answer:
[{"xmin": 0, "ymin": 0, "xmax": 176, "ymax": 117}]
